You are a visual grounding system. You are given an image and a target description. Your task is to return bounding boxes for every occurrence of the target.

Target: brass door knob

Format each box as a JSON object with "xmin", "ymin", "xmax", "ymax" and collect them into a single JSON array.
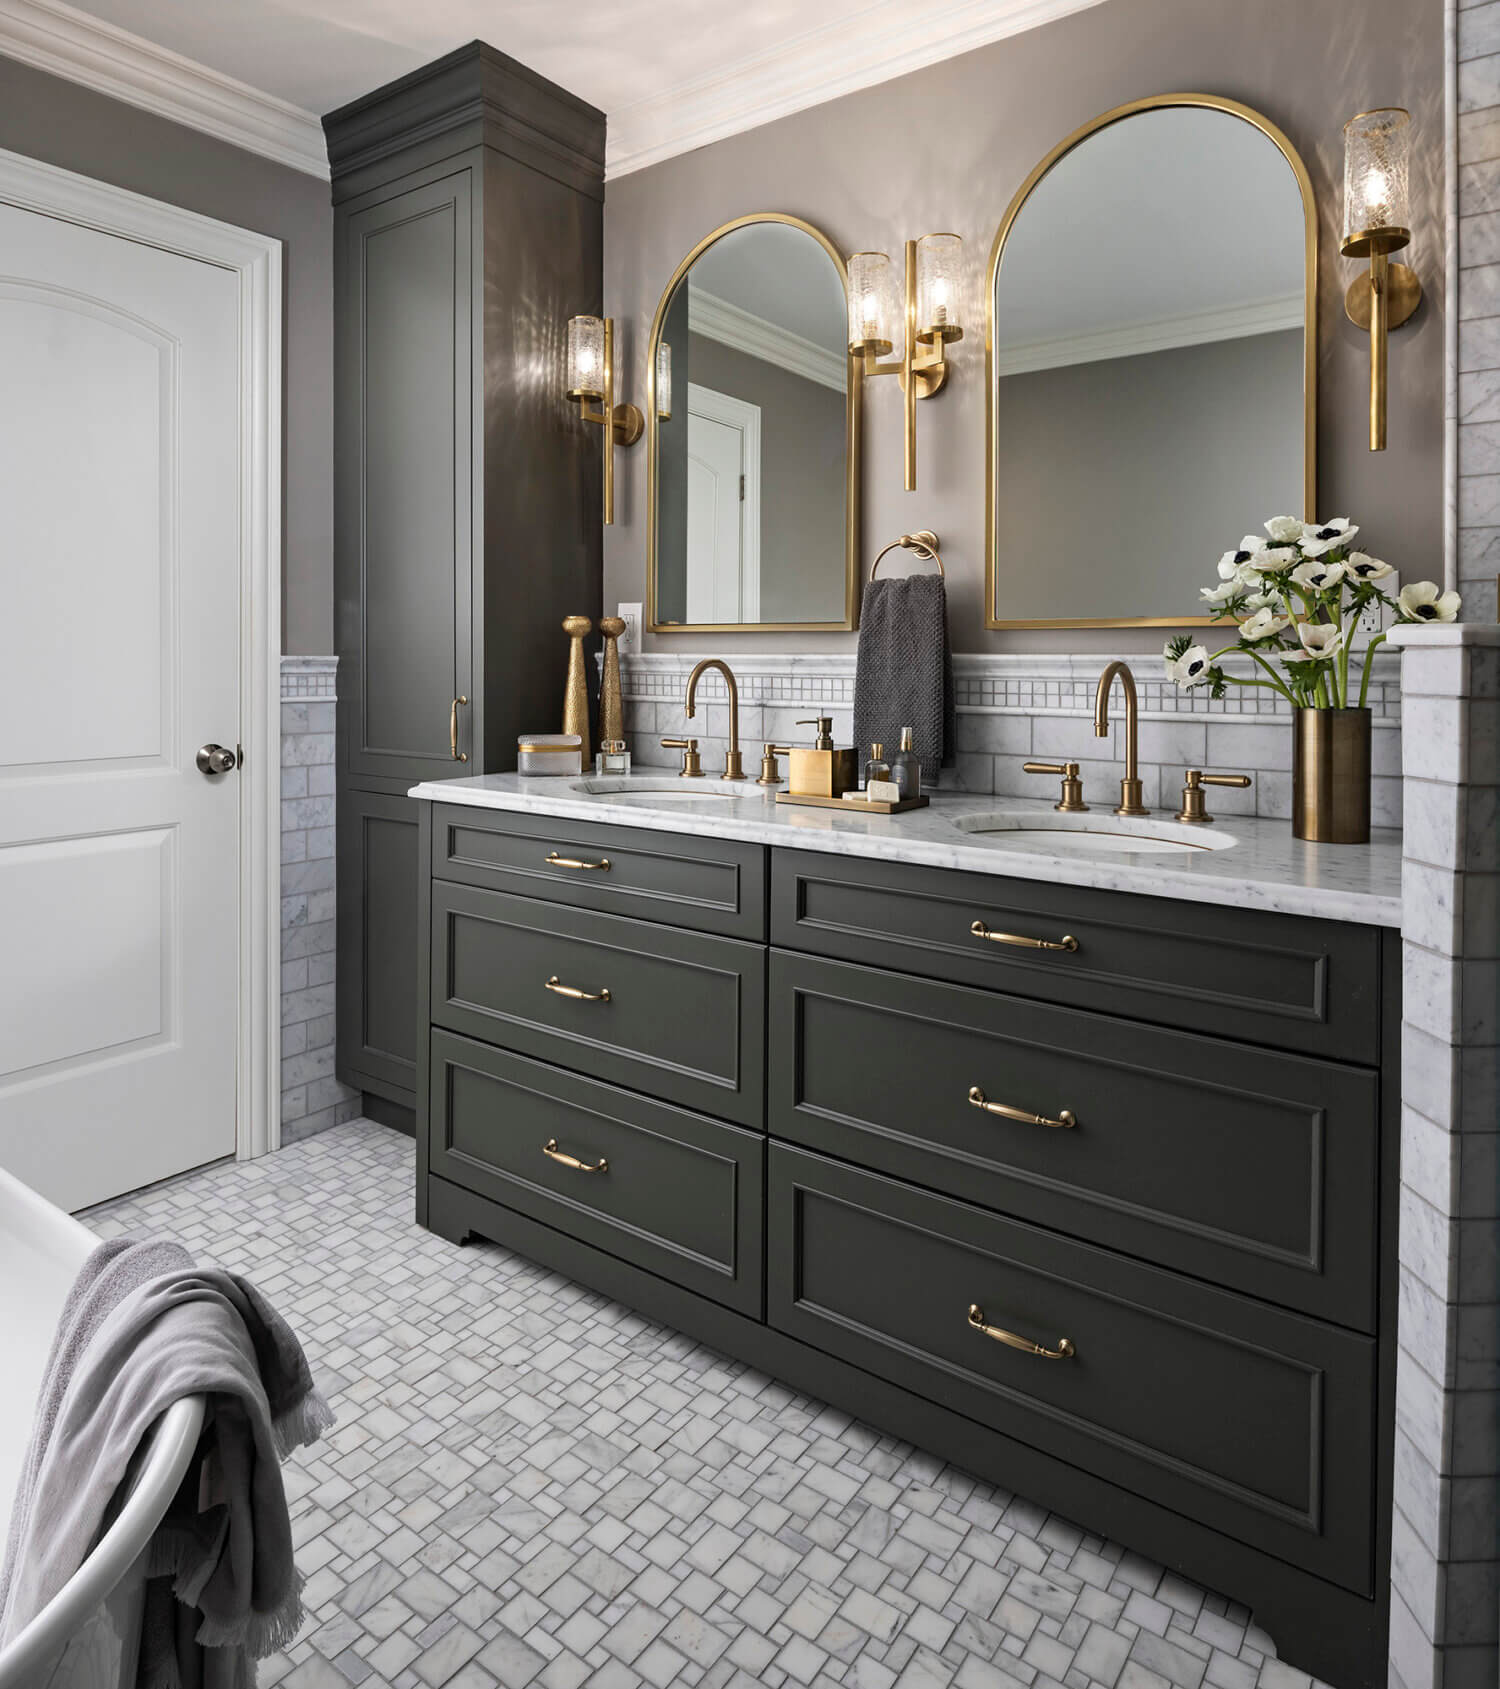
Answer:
[{"xmin": 196, "ymin": 743, "xmax": 237, "ymax": 776}]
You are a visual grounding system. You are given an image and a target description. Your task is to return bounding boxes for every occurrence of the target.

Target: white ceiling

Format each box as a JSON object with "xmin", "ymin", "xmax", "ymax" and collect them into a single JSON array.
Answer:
[{"xmin": 29, "ymin": 0, "xmax": 1110, "ymax": 176}]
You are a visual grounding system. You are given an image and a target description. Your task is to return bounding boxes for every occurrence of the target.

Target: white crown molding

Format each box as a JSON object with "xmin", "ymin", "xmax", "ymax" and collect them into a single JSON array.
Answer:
[
  {"xmin": 688, "ymin": 286, "xmax": 847, "ymax": 391},
  {"xmin": 993, "ymin": 292, "xmax": 1304, "ymax": 377},
  {"xmin": 0, "ymin": 0, "xmax": 328, "ymax": 179},
  {"xmin": 605, "ymin": 0, "xmax": 1109, "ymax": 178}
]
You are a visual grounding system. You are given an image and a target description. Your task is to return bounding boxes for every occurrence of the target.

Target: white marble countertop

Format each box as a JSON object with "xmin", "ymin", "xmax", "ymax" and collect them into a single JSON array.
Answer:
[{"xmin": 409, "ymin": 772, "xmax": 1403, "ymax": 928}]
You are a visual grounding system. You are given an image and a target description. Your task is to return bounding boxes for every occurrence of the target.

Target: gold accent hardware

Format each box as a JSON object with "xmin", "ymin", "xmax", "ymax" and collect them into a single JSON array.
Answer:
[
  {"xmin": 984, "ymin": 94, "xmax": 1318, "ymax": 629},
  {"xmin": 968, "ymin": 1086, "xmax": 1076, "ymax": 1130},
  {"xmin": 660, "ymin": 736, "xmax": 704, "ymax": 777},
  {"xmin": 543, "ymin": 1138, "xmax": 608, "ymax": 1174},
  {"xmin": 646, "ymin": 213, "xmax": 860, "ymax": 633},
  {"xmin": 1094, "ymin": 661, "xmax": 1150, "ymax": 816},
  {"xmin": 561, "ymin": 617, "xmax": 592, "ymax": 766},
  {"xmin": 967, "ymin": 1303, "xmax": 1074, "ymax": 1360},
  {"xmin": 567, "ymin": 316, "xmax": 643, "ymax": 525},
  {"xmin": 1175, "ymin": 769, "xmax": 1251, "ymax": 825},
  {"xmin": 870, "ymin": 531, "xmax": 944, "ymax": 581},
  {"xmin": 850, "ymin": 236, "xmax": 964, "ymax": 491},
  {"xmin": 450, "ymin": 696, "xmax": 468, "ymax": 763},
  {"xmin": 545, "ymin": 975, "xmax": 611, "ymax": 1003},
  {"xmin": 1023, "ymin": 760, "xmax": 1088, "ymax": 813},
  {"xmin": 757, "ymin": 743, "xmax": 789, "ymax": 786},
  {"xmin": 545, "ymin": 852, "xmax": 611, "ymax": 872},
  {"xmin": 598, "ymin": 617, "xmax": 626, "ymax": 747},
  {"xmin": 787, "ymin": 717, "xmax": 857, "ymax": 799},
  {"xmin": 1291, "ymin": 707, "xmax": 1372, "ymax": 844},
  {"xmin": 970, "ymin": 920, "xmax": 1078, "ymax": 953},
  {"xmin": 685, "ymin": 659, "xmax": 747, "ymax": 779},
  {"xmin": 798, "ymin": 716, "xmax": 835, "ymax": 750}
]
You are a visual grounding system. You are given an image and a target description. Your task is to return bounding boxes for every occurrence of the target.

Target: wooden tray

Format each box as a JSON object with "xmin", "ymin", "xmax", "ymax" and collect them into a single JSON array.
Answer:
[{"xmin": 775, "ymin": 792, "xmax": 930, "ymax": 816}]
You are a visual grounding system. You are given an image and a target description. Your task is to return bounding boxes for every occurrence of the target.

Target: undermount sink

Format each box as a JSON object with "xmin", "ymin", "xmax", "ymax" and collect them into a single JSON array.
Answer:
[
  {"xmin": 949, "ymin": 810, "xmax": 1237, "ymax": 856},
  {"xmin": 570, "ymin": 779, "xmax": 758, "ymax": 802}
]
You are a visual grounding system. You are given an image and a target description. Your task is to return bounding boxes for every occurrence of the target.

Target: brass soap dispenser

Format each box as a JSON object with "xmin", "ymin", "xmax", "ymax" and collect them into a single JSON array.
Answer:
[{"xmin": 789, "ymin": 716, "xmax": 859, "ymax": 799}]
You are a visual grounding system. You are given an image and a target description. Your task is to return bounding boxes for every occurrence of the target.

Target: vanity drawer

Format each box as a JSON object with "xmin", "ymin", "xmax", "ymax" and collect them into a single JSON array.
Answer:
[
  {"xmin": 431, "ymin": 882, "xmax": 765, "ymax": 1126},
  {"xmin": 768, "ymin": 951, "xmax": 1378, "ymax": 1329},
  {"xmin": 429, "ymin": 1030, "xmax": 764, "ymax": 1315},
  {"xmin": 433, "ymin": 803, "xmax": 766, "ymax": 940},
  {"xmin": 771, "ymin": 849, "xmax": 1379, "ymax": 1062},
  {"xmin": 768, "ymin": 1144, "xmax": 1375, "ymax": 1595}
]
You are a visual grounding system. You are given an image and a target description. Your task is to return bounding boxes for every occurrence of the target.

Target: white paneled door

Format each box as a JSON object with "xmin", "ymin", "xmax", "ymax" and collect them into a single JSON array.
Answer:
[{"xmin": 0, "ymin": 199, "xmax": 242, "ymax": 1210}]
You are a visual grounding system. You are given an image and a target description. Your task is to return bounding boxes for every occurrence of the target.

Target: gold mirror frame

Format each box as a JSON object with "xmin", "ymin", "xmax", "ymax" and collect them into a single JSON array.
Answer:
[
  {"xmin": 984, "ymin": 93, "xmax": 1318, "ymax": 630},
  {"xmin": 647, "ymin": 212, "xmax": 861, "ymax": 634}
]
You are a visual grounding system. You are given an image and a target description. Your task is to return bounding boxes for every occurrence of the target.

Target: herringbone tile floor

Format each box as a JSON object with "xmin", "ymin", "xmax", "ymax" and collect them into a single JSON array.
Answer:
[{"xmin": 86, "ymin": 1121, "xmax": 1325, "ymax": 1689}]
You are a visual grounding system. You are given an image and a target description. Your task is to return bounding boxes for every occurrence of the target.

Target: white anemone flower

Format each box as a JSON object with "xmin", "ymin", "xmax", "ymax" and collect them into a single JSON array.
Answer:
[
  {"xmin": 1398, "ymin": 581, "xmax": 1462, "ymax": 623},
  {"xmin": 1290, "ymin": 557, "xmax": 1346, "ymax": 593},
  {"xmin": 1165, "ymin": 645, "xmax": 1213, "ymax": 688},
  {"xmin": 1201, "ymin": 580, "xmax": 1240, "ymax": 606},
  {"xmin": 1255, "ymin": 545, "xmax": 1300, "ymax": 573},
  {"xmin": 1242, "ymin": 589, "xmax": 1276, "ymax": 611},
  {"xmin": 1264, "ymin": 516, "xmax": 1304, "ymax": 543},
  {"xmin": 1218, "ymin": 537, "xmax": 1266, "ymax": 578},
  {"xmin": 1239, "ymin": 607, "xmax": 1291, "ymax": 644},
  {"xmin": 1301, "ymin": 518, "xmax": 1358, "ymax": 556},
  {"xmin": 1345, "ymin": 552, "xmax": 1393, "ymax": 582},
  {"xmin": 1286, "ymin": 621, "xmax": 1344, "ymax": 661}
]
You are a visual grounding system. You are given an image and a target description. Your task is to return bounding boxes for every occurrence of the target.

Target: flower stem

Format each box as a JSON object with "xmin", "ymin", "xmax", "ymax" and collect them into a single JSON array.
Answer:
[
  {"xmin": 1357, "ymin": 633, "xmax": 1388, "ymax": 711},
  {"xmin": 1242, "ymin": 647, "xmax": 1299, "ymax": 705}
]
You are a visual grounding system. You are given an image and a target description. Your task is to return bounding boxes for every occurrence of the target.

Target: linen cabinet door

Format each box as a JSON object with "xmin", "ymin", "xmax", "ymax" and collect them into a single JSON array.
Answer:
[
  {"xmin": 337, "ymin": 787, "xmax": 419, "ymax": 1105},
  {"xmin": 338, "ymin": 167, "xmax": 475, "ymax": 786}
]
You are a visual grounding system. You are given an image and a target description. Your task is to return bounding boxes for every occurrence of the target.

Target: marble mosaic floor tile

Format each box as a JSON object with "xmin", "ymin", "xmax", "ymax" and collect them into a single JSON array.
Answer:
[{"xmin": 85, "ymin": 1122, "xmax": 1329, "ymax": 1689}]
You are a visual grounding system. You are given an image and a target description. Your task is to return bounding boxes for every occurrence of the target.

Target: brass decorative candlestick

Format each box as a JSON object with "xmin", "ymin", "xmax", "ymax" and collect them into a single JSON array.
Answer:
[
  {"xmin": 561, "ymin": 615, "xmax": 593, "ymax": 766},
  {"xmin": 598, "ymin": 616, "xmax": 626, "ymax": 750}
]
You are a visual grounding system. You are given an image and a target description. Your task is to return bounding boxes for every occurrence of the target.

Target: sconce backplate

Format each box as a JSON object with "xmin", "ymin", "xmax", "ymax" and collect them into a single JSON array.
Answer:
[
  {"xmin": 612, "ymin": 404, "xmax": 645, "ymax": 447},
  {"xmin": 1344, "ymin": 263, "xmax": 1422, "ymax": 332},
  {"xmin": 897, "ymin": 364, "xmax": 949, "ymax": 398}
]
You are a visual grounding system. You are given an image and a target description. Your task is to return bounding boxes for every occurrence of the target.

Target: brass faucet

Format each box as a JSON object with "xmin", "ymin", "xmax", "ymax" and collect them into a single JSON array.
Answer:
[
  {"xmin": 684, "ymin": 659, "xmax": 746, "ymax": 780},
  {"xmin": 1094, "ymin": 661, "xmax": 1150, "ymax": 816}
]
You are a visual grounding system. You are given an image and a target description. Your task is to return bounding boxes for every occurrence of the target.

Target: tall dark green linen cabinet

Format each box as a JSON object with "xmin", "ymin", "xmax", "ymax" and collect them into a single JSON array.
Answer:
[{"xmin": 325, "ymin": 44, "xmax": 605, "ymax": 1124}]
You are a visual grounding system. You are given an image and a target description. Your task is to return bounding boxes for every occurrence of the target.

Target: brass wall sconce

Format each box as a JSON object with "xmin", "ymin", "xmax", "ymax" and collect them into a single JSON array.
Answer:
[
  {"xmin": 1341, "ymin": 108, "xmax": 1421, "ymax": 452},
  {"xmin": 848, "ymin": 234, "xmax": 963, "ymax": 491},
  {"xmin": 566, "ymin": 315, "xmax": 644, "ymax": 524}
]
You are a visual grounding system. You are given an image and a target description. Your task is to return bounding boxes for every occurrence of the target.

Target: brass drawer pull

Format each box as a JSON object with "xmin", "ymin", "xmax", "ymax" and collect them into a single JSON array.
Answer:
[
  {"xmin": 545, "ymin": 851, "xmax": 611, "ymax": 872},
  {"xmin": 967, "ymin": 1303, "xmax": 1074, "ymax": 1360},
  {"xmin": 545, "ymin": 975, "xmax": 611, "ymax": 1003},
  {"xmin": 450, "ymin": 695, "xmax": 468, "ymax": 762},
  {"xmin": 970, "ymin": 920, "xmax": 1077, "ymax": 952},
  {"xmin": 543, "ymin": 1138, "xmax": 608, "ymax": 1174},
  {"xmin": 968, "ymin": 1086, "xmax": 1076, "ymax": 1130}
]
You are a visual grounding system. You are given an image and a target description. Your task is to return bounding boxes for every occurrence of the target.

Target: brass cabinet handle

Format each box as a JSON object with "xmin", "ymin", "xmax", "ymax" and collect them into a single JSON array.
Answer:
[
  {"xmin": 968, "ymin": 1087, "xmax": 1076, "ymax": 1130},
  {"xmin": 450, "ymin": 695, "xmax": 468, "ymax": 762},
  {"xmin": 545, "ymin": 974, "xmax": 611, "ymax": 1003},
  {"xmin": 970, "ymin": 920, "xmax": 1077, "ymax": 953},
  {"xmin": 543, "ymin": 1138, "xmax": 608, "ymax": 1174},
  {"xmin": 967, "ymin": 1303, "xmax": 1074, "ymax": 1360},
  {"xmin": 545, "ymin": 851, "xmax": 611, "ymax": 872}
]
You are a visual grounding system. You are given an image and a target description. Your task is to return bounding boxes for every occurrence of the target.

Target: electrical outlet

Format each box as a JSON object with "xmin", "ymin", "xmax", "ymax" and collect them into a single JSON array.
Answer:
[
  {"xmin": 1352, "ymin": 572, "xmax": 1397, "ymax": 648},
  {"xmin": 616, "ymin": 602, "xmax": 643, "ymax": 655}
]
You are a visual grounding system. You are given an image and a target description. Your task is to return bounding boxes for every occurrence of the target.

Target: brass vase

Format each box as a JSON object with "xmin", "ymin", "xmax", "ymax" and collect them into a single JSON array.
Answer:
[
  {"xmin": 561, "ymin": 615, "xmax": 593, "ymax": 766},
  {"xmin": 598, "ymin": 616, "xmax": 626, "ymax": 749},
  {"xmin": 1291, "ymin": 708, "xmax": 1371, "ymax": 843}
]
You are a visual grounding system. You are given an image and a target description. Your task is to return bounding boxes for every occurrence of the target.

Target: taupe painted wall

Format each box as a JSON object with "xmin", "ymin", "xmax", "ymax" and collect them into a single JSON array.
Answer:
[
  {"xmin": 604, "ymin": 0, "xmax": 1445, "ymax": 653},
  {"xmin": 0, "ymin": 53, "xmax": 333, "ymax": 655}
]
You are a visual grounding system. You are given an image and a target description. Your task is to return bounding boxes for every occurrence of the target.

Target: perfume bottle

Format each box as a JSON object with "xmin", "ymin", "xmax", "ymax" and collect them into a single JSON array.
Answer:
[
  {"xmin": 595, "ymin": 739, "xmax": 631, "ymax": 776},
  {"xmin": 864, "ymin": 743, "xmax": 889, "ymax": 789},
  {"xmin": 890, "ymin": 727, "xmax": 921, "ymax": 801}
]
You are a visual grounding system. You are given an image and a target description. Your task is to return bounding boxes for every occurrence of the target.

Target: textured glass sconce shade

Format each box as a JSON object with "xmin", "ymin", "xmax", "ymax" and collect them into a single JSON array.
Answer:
[
  {"xmin": 1342, "ymin": 108, "xmax": 1411, "ymax": 255},
  {"xmin": 848, "ymin": 251, "xmax": 900, "ymax": 356},
  {"xmin": 566, "ymin": 314, "xmax": 605, "ymax": 398},
  {"xmin": 656, "ymin": 340, "xmax": 672, "ymax": 419},
  {"xmin": 916, "ymin": 233, "xmax": 963, "ymax": 336}
]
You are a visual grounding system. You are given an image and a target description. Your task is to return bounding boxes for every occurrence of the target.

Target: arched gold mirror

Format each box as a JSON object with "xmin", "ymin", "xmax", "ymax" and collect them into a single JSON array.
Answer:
[
  {"xmin": 986, "ymin": 94, "xmax": 1317, "ymax": 629},
  {"xmin": 648, "ymin": 213, "xmax": 860, "ymax": 633}
]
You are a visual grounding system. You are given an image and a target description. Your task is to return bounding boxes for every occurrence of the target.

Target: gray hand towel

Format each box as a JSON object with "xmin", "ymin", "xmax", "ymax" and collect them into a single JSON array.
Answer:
[
  {"xmin": 853, "ymin": 574, "xmax": 955, "ymax": 783},
  {"xmin": 0, "ymin": 1238, "xmax": 333, "ymax": 1689}
]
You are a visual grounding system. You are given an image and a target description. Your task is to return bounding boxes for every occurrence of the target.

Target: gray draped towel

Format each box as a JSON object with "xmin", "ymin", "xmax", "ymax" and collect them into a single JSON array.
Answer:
[
  {"xmin": 853, "ymin": 573, "xmax": 955, "ymax": 783},
  {"xmin": 0, "ymin": 1238, "xmax": 333, "ymax": 1689}
]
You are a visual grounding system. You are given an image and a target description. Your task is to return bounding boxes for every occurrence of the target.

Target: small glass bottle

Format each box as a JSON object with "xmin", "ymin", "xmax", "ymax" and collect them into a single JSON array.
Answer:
[
  {"xmin": 890, "ymin": 727, "xmax": 921, "ymax": 801},
  {"xmin": 595, "ymin": 739, "xmax": 632, "ymax": 776},
  {"xmin": 864, "ymin": 743, "xmax": 889, "ymax": 789}
]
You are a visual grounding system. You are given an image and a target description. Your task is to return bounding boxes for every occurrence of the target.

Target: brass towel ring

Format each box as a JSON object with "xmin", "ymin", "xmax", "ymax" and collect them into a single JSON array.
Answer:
[{"xmin": 870, "ymin": 530, "xmax": 944, "ymax": 581}]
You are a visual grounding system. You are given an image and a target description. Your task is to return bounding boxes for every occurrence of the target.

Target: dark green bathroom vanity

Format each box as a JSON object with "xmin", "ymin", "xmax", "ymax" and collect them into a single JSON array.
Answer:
[{"xmin": 411, "ymin": 777, "xmax": 1403, "ymax": 1689}]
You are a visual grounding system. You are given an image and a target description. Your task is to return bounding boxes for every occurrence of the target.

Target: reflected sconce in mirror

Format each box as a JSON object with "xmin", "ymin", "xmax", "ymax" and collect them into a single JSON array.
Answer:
[
  {"xmin": 566, "ymin": 315, "xmax": 644, "ymax": 524},
  {"xmin": 848, "ymin": 234, "xmax": 963, "ymax": 491},
  {"xmin": 1341, "ymin": 108, "xmax": 1421, "ymax": 452},
  {"xmin": 655, "ymin": 341, "xmax": 672, "ymax": 420}
]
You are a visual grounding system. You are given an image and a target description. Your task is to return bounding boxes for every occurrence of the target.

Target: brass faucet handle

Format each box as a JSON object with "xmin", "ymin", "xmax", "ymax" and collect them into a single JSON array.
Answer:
[
  {"xmin": 660, "ymin": 736, "xmax": 704, "ymax": 778},
  {"xmin": 1175, "ymin": 768, "xmax": 1252, "ymax": 824},
  {"xmin": 1022, "ymin": 760, "xmax": 1089, "ymax": 813},
  {"xmin": 796, "ymin": 716, "xmax": 835, "ymax": 750},
  {"xmin": 757, "ymin": 744, "xmax": 787, "ymax": 786}
]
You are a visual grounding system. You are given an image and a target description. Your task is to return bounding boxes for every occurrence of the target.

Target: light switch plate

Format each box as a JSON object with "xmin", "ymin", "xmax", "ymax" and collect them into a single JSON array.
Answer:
[{"xmin": 616, "ymin": 603, "xmax": 643, "ymax": 655}]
